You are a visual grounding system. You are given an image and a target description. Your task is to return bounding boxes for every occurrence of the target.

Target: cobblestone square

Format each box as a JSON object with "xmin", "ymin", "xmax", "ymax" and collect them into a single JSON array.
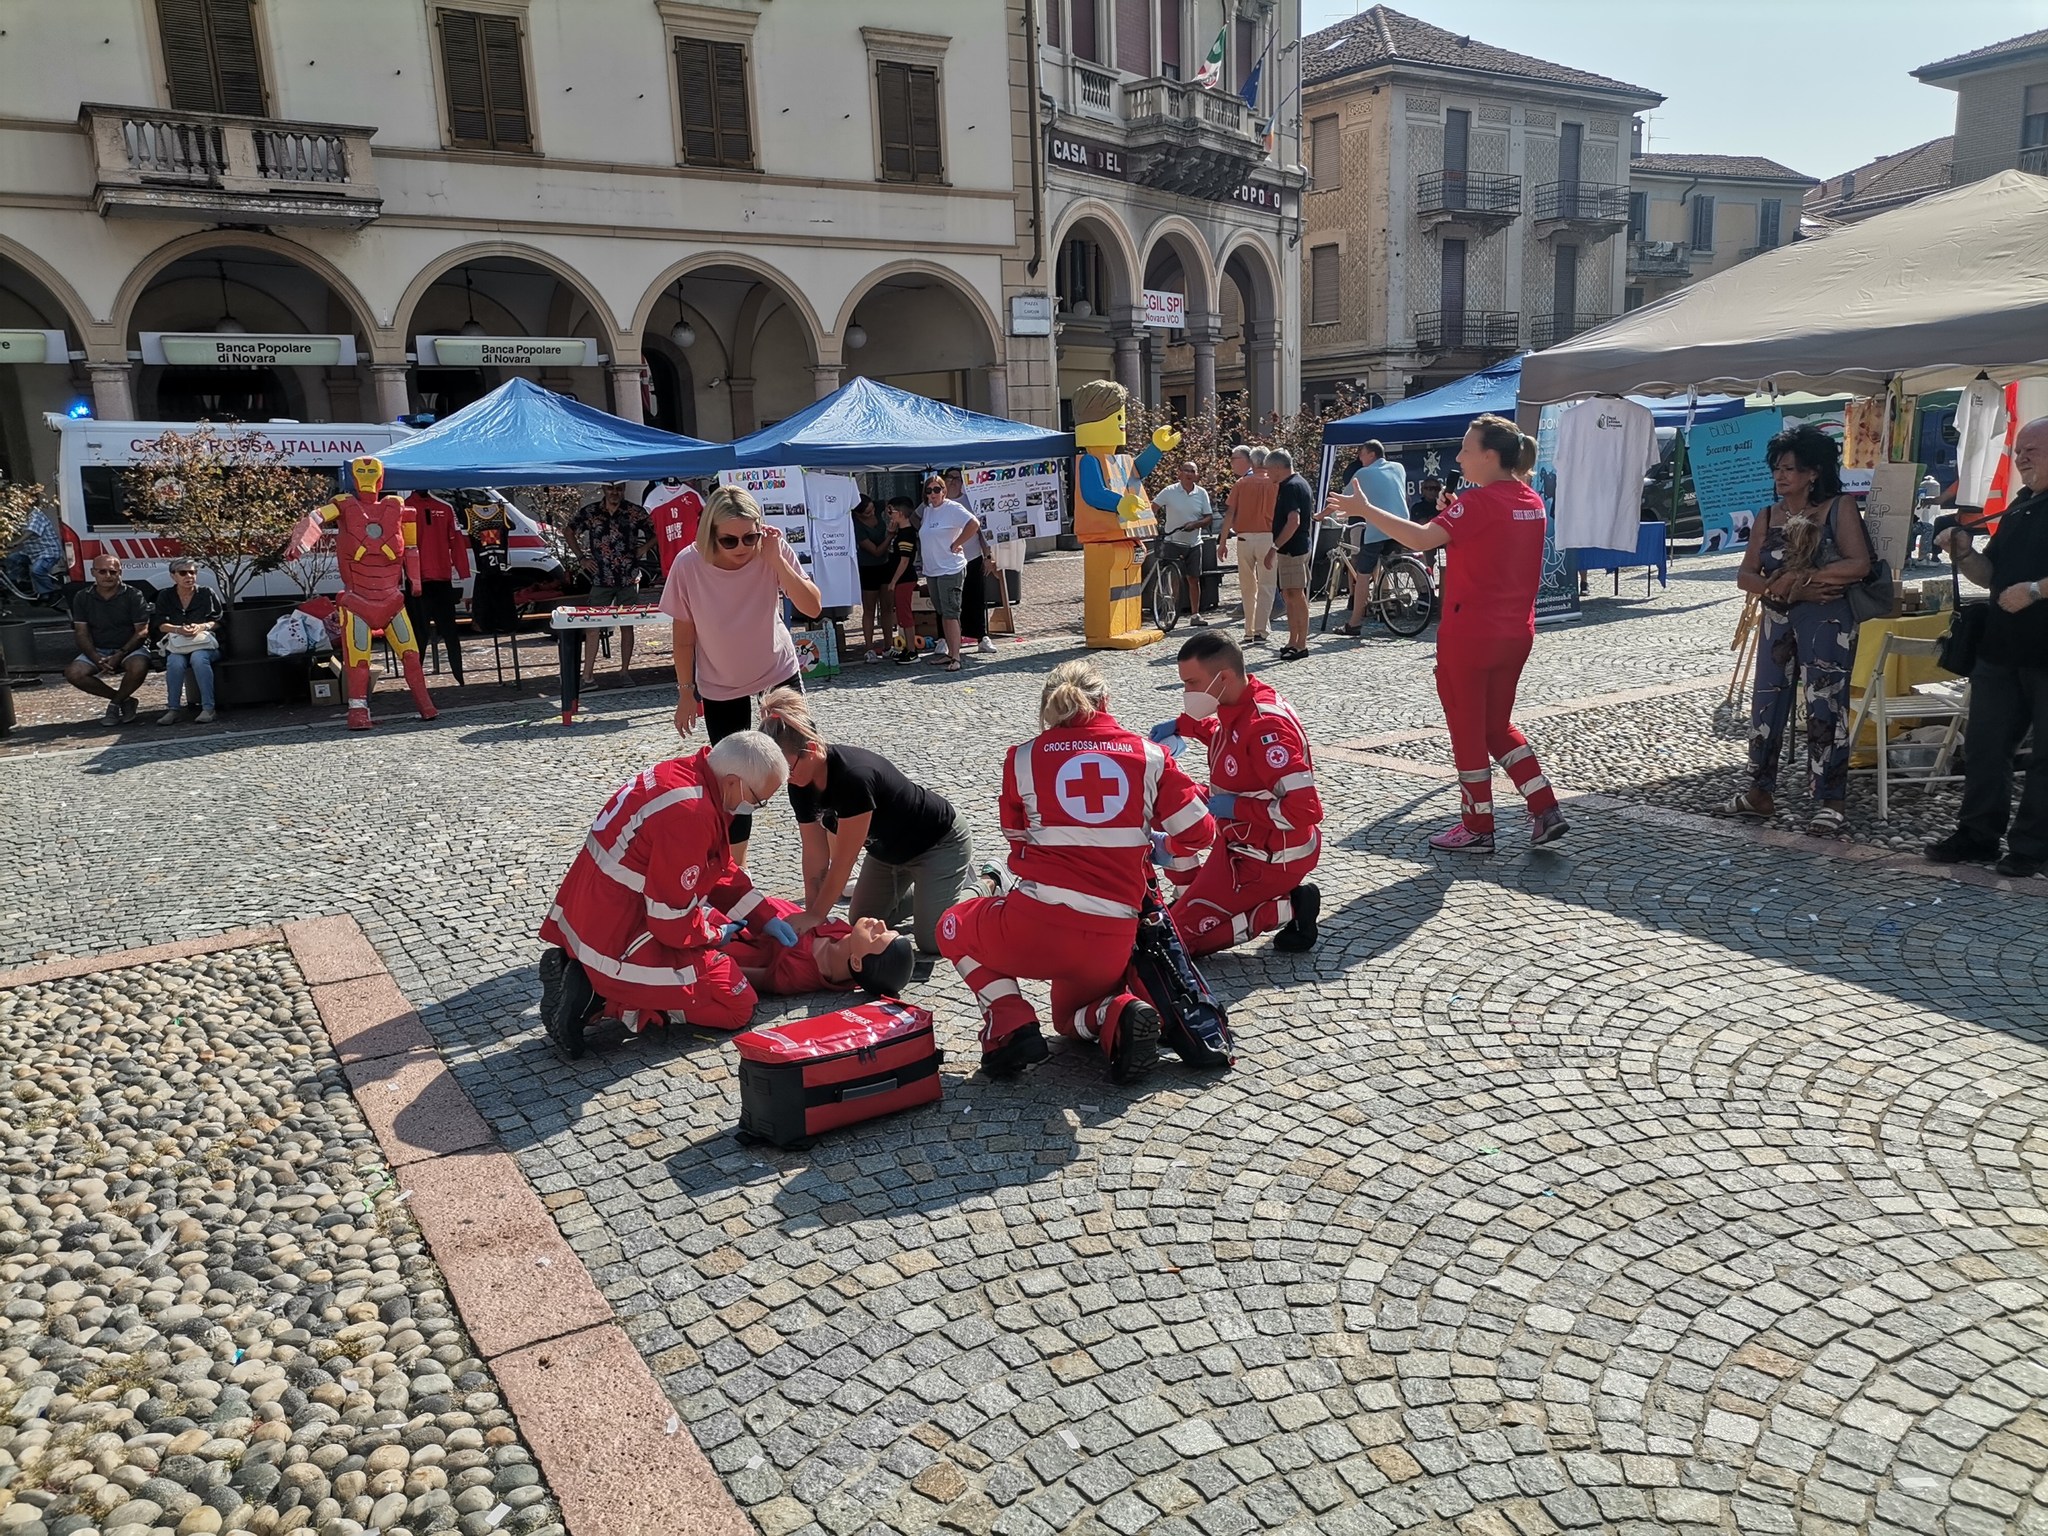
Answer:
[{"xmin": 4, "ymin": 565, "xmax": 2045, "ymax": 1536}]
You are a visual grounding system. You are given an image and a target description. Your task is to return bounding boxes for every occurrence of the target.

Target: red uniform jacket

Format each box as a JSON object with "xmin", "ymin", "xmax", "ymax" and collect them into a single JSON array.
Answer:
[
  {"xmin": 998, "ymin": 713, "xmax": 1213, "ymax": 921},
  {"xmin": 404, "ymin": 493, "xmax": 473, "ymax": 584},
  {"xmin": 712, "ymin": 889, "xmax": 851, "ymax": 995},
  {"xmin": 541, "ymin": 751, "xmax": 767, "ymax": 979},
  {"xmin": 1430, "ymin": 478, "xmax": 1548, "ymax": 644},
  {"xmin": 1176, "ymin": 676, "xmax": 1322, "ymax": 866}
]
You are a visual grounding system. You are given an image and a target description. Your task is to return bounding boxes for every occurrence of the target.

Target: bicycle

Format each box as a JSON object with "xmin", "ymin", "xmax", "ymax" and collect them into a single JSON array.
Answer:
[
  {"xmin": 1136, "ymin": 534, "xmax": 1184, "ymax": 635},
  {"xmin": 1320, "ymin": 522, "xmax": 1435, "ymax": 638}
]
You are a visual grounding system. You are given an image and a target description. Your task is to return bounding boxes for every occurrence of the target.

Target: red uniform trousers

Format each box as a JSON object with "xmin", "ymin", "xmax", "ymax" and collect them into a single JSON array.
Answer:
[
  {"xmin": 536, "ymin": 914, "xmax": 759, "ymax": 1031},
  {"xmin": 1434, "ymin": 632, "xmax": 1559, "ymax": 835},
  {"xmin": 937, "ymin": 893, "xmax": 1138, "ymax": 1052},
  {"xmin": 1172, "ymin": 843, "xmax": 1316, "ymax": 958}
]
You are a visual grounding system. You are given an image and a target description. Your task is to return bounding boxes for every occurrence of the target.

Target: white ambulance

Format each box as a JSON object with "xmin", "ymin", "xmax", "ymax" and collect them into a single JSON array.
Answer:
[{"xmin": 42, "ymin": 416, "xmax": 562, "ymax": 602}]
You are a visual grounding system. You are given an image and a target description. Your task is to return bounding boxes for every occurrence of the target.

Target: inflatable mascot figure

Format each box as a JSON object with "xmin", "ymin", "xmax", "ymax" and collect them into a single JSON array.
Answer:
[
  {"xmin": 1072, "ymin": 379, "xmax": 1180, "ymax": 649},
  {"xmin": 288, "ymin": 456, "xmax": 438, "ymax": 731}
]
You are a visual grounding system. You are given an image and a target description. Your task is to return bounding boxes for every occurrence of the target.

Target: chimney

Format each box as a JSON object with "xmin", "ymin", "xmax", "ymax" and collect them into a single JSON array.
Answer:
[
  {"xmin": 1630, "ymin": 117, "xmax": 1643, "ymax": 156},
  {"xmin": 1841, "ymin": 170, "xmax": 1856, "ymax": 201}
]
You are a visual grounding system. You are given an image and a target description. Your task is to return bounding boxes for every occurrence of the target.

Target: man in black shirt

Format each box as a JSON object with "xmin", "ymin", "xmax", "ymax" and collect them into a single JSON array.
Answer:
[
  {"xmin": 65, "ymin": 553, "xmax": 153, "ymax": 723},
  {"xmin": 1928, "ymin": 416, "xmax": 2048, "ymax": 878},
  {"xmin": 1263, "ymin": 449, "xmax": 1318, "ymax": 660}
]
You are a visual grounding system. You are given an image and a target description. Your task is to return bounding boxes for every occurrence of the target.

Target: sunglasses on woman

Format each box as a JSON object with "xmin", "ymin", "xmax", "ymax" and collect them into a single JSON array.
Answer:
[
  {"xmin": 716, "ymin": 526, "xmax": 763, "ymax": 549},
  {"xmin": 924, "ymin": 484, "xmax": 944, "ymax": 495}
]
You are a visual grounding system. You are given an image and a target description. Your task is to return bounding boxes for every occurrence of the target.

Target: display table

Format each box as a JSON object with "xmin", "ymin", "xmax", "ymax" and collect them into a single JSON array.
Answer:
[
  {"xmin": 550, "ymin": 603, "xmax": 668, "ymax": 724},
  {"xmin": 1574, "ymin": 522, "xmax": 1670, "ymax": 594}
]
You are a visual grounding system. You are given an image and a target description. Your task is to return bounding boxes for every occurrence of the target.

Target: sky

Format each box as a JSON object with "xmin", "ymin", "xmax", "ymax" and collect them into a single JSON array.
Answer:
[{"xmin": 1298, "ymin": 0, "xmax": 2048, "ymax": 179}]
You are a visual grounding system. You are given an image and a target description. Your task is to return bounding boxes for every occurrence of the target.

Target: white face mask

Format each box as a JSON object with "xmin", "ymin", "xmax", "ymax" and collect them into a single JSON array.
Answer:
[{"xmin": 1181, "ymin": 688, "xmax": 1220, "ymax": 719}]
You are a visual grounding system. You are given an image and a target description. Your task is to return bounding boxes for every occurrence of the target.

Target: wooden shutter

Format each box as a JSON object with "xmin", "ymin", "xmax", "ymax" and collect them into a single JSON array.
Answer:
[
  {"xmin": 1045, "ymin": 0, "xmax": 1060, "ymax": 47},
  {"xmin": 1691, "ymin": 194, "xmax": 1715, "ymax": 251},
  {"xmin": 439, "ymin": 11, "xmax": 491, "ymax": 146},
  {"xmin": 907, "ymin": 66, "xmax": 942, "ymax": 182},
  {"xmin": 1071, "ymin": 0, "xmax": 1099, "ymax": 62},
  {"xmin": 1310, "ymin": 116, "xmax": 1339, "ymax": 189},
  {"xmin": 1310, "ymin": 245, "xmax": 1339, "ymax": 325},
  {"xmin": 1235, "ymin": 18, "xmax": 1256, "ymax": 98},
  {"xmin": 158, "ymin": 0, "xmax": 265, "ymax": 115},
  {"xmin": 480, "ymin": 15, "xmax": 530, "ymax": 149},
  {"xmin": 1116, "ymin": 0, "xmax": 1150, "ymax": 75},
  {"xmin": 710, "ymin": 41, "xmax": 752, "ymax": 166},
  {"xmin": 877, "ymin": 60, "xmax": 912, "ymax": 181},
  {"xmin": 1158, "ymin": 0, "xmax": 1180, "ymax": 77}
]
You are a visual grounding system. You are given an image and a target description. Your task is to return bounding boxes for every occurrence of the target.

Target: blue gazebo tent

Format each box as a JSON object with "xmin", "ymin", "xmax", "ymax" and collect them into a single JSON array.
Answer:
[
  {"xmin": 376, "ymin": 377, "xmax": 727, "ymax": 489},
  {"xmin": 1323, "ymin": 353, "xmax": 1746, "ymax": 449},
  {"xmin": 725, "ymin": 376, "xmax": 1072, "ymax": 471}
]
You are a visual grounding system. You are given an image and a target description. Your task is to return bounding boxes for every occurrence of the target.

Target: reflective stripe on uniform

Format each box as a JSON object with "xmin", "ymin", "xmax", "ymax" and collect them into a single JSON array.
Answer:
[
  {"xmin": 1014, "ymin": 880, "xmax": 1139, "ymax": 919},
  {"xmin": 1234, "ymin": 830, "xmax": 1320, "ymax": 864},
  {"xmin": 1023, "ymin": 826, "xmax": 1151, "ymax": 848},
  {"xmin": 1498, "ymin": 745, "xmax": 1535, "ymax": 769},
  {"xmin": 1013, "ymin": 740, "xmax": 1042, "ymax": 831},
  {"xmin": 1158, "ymin": 797, "xmax": 1208, "ymax": 835},
  {"xmin": 644, "ymin": 896, "xmax": 701, "ymax": 922},
  {"xmin": 585, "ymin": 784, "xmax": 708, "ymax": 894},
  {"xmin": 546, "ymin": 905, "xmax": 698, "ymax": 988},
  {"xmin": 722, "ymin": 885, "xmax": 764, "ymax": 921},
  {"xmin": 1272, "ymin": 771, "xmax": 1316, "ymax": 796}
]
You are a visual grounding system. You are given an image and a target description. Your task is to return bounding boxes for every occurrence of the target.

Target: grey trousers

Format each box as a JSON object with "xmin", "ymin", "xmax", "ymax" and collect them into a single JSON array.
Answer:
[{"xmin": 850, "ymin": 819, "xmax": 974, "ymax": 954}]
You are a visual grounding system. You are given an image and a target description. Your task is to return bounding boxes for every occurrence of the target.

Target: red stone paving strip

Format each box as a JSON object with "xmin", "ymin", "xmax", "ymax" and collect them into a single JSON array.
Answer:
[{"xmin": 2, "ymin": 919, "xmax": 755, "ymax": 1536}]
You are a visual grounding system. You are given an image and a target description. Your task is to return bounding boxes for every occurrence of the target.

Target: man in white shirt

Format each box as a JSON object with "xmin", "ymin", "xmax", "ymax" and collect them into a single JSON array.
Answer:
[
  {"xmin": 1553, "ymin": 398, "xmax": 1656, "ymax": 552},
  {"xmin": 1152, "ymin": 461, "xmax": 1215, "ymax": 622},
  {"xmin": 915, "ymin": 474, "xmax": 981, "ymax": 671}
]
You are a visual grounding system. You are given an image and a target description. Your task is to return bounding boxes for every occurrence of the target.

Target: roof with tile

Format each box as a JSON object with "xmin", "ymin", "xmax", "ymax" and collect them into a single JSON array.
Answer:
[
  {"xmin": 1303, "ymin": 6, "xmax": 1661, "ymax": 102},
  {"xmin": 1630, "ymin": 153, "xmax": 1816, "ymax": 186},
  {"xmin": 1914, "ymin": 28, "xmax": 2048, "ymax": 81},
  {"xmin": 1803, "ymin": 138, "xmax": 1954, "ymax": 222}
]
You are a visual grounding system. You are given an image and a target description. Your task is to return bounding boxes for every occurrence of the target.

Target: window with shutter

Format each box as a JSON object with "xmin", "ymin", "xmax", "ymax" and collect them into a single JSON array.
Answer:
[
  {"xmin": 1071, "ymin": 0, "xmax": 1100, "ymax": 62},
  {"xmin": 1115, "ymin": 0, "xmax": 1150, "ymax": 75},
  {"xmin": 1310, "ymin": 245, "xmax": 1339, "ymax": 326},
  {"xmin": 876, "ymin": 60, "xmax": 943, "ymax": 184},
  {"xmin": 674, "ymin": 37, "xmax": 753, "ymax": 169},
  {"xmin": 1310, "ymin": 116, "xmax": 1339, "ymax": 189},
  {"xmin": 1158, "ymin": 0, "xmax": 1180, "ymax": 78},
  {"xmin": 1045, "ymin": 0, "xmax": 1060, "ymax": 47},
  {"xmin": 1690, "ymin": 194, "xmax": 1715, "ymax": 251},
  {"xmin": 158, "ymin": 0, "xmax": 266, "ymax": 116},
  {"xmin": 437, "ymin": 9, "xmax": 532, "ymax": 152}
]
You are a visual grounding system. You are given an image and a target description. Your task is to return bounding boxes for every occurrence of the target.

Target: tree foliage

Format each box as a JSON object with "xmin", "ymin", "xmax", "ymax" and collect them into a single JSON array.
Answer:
[
  {"xmin": 0, "ymin": 480, "xmax": 50, "ymax": 554},
  {"xmin": 1119, "ymin": 387, "xmax": 1372, "ymax": 502},
  {"xmin": 123, "ymin": 430, "xmax": 334, "ymax": 606}
]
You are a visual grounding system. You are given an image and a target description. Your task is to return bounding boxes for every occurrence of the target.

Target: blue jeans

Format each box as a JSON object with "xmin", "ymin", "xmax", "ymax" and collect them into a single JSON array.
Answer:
[
  {"xmin": 6, "ymin": 550, "xmax": 60, "ymax": 598},
  {"xmin": 164, "ymin": 648, "xmax": 216, "ymax": 710}
]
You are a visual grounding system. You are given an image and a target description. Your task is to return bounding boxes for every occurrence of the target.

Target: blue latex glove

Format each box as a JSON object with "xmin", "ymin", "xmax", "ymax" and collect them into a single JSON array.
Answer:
[
  {"xmin": 1149, "ymin": 832, "xmax": 1172, "ymax": 867},
  {"xmin": 763, "ymin": 916, "xmax": 800, "ymax": 948},
  {"xmin": 1159, "ymin": 734, "xmax": 1186, "ymax": 758},
  {"xmin": 1148, "ymin": 719, "xmax": 1179, "ymax": 743},
  {"xmin": 1207, "ymin": 791, "xmax": 1238, "ymax": 820},
  {"xmin": 717, "ymin": 921, "xmax": 744, "ymax": 944}
]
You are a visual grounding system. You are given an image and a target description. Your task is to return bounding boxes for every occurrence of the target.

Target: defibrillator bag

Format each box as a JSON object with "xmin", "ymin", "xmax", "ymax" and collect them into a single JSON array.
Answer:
[
  {"xmin": 1128, "ymin": 878, "xmax": 1234, "ymax": 1068},
  {"xmin": 733, "ymin": 1000, "xmax": 943, "ymax": 1148}
]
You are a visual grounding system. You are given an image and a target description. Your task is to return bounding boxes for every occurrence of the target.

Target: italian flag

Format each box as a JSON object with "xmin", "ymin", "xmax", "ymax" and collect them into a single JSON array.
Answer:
[{"xmin": 1194, "ymin": 25, "xmax": 1226, "ymax": 87}]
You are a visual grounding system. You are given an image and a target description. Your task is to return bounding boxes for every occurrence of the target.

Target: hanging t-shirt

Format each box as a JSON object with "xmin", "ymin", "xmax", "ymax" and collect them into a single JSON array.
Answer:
[
  {"xmin": 1954, "ymin": 380, "xmax": 2006, "ymax": 508},
  {"xmin": 1553, "ymin": 398, "xmax": 1656, "ymax": 551},
  {"xmin": 1430, "ymin": 478, "xmax": 1550, "ymax": 644},
  {"xmin": 646, "ymin": 484, "xmax": 704, "ymax": 576}
]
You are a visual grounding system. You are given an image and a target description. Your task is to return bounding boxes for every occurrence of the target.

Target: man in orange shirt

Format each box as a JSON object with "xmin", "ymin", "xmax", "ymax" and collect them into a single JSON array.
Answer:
[{"xmin": 1218, "ymin": 446, "xmax": 1278, "ymax": 645}]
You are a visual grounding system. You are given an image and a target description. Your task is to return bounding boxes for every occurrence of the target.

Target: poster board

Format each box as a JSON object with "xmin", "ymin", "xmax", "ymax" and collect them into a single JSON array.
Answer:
[
  {"xmin": 961, "ymin": 459, "xmax": 1065, "ymax": 558},
  {"xmin": 1532, "ymin": 406, "xmax": 1583, "ymax": 625},
  {"xmin": 1863, "ymin": 463, "xmax": 1919, "ymax": 581},
  {"xmin": 1689, "ymin": 409, "xmax": 1782, "ymax": 551}
]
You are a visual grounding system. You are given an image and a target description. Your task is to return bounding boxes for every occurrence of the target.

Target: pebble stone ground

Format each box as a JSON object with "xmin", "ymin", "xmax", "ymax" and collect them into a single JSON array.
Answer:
[
  {"xmin": 0, "ymin": 949, "xmax": 565, "ymax": 1536},
  {"xmin": 3, "ymin": 554, "xmax": 2046, "ymax": 1536}
]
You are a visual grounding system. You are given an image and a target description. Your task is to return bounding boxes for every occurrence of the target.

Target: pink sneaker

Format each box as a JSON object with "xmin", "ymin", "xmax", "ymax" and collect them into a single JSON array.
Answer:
[{"xmin": 1428, "ymin": 823, "xmax": 1495, "ymax": 854}]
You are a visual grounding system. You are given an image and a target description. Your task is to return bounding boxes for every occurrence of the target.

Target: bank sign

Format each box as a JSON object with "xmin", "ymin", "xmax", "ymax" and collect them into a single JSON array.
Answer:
[
  {"xmin": 419, "ymin": 336, "xmax": 601, "ymax": 368},
  {"xmin": 141, "ymin": 333, "xmax": 356, "ymax": 367}
]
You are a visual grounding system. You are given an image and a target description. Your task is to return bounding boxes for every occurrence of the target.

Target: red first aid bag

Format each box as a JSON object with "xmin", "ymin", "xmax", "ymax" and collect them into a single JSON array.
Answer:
[{"xmin": 733, "ymin": 1001, "xmax": 943, "ymax": 1148}]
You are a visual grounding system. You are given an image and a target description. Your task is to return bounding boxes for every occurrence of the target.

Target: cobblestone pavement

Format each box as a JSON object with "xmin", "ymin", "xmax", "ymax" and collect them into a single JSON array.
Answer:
[
  {"xmin": 3, "ymin": 556, "xmax": 2046, "ymax": 1536},
  {"xmin": 0, "ymin": 948, "xmax": 564, "ymax": 1536}
]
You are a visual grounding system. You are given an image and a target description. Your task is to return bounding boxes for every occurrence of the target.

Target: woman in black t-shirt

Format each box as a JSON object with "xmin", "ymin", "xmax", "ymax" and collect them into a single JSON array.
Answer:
[{"xmin": 757, "ymin": 688, "xmax": 971, "ymax": 954}]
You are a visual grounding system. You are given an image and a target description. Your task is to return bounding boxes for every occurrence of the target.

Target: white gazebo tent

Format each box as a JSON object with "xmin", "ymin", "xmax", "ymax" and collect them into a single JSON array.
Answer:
[{"xmin": 1520, "ymin": 170, "xmax": 2048, "ymax": 406}]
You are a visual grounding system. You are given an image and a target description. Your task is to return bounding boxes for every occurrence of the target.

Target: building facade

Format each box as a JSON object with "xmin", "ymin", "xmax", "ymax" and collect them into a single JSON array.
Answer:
[
  {"xmin": 1914, "ymin": 28, "xmax": 2048, "ymax": 186},
  {"xmin": 0, "ymin": 0, "xmax": 1054, "ymax": 489},
  {"xmin": 1297, "ymin": 6, "xmax": 1657, "ymax": 406},
  {"xmin": 1035, "ymin": 0, "xmax": 1304, "ymax": 427},
  {"xmin": 1625, "ymin": 151, "xmax": 1816, "ymax": 310}
]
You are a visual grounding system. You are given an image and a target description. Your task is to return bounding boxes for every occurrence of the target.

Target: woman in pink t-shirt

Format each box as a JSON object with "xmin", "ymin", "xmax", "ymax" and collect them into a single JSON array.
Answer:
[{"xmin": 661, "ymin": 485, "xmax": 823, "ymax": 859}]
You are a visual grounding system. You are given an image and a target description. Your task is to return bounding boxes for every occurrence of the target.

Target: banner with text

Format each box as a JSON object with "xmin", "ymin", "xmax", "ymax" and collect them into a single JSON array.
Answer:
[
  {"xmin": 1688, "ymin": 408, "xmax": 1781, "ymax": 551},
  {"xmin": 962, "ymin": 460, "xmax": 1066, "ymax": 560}
]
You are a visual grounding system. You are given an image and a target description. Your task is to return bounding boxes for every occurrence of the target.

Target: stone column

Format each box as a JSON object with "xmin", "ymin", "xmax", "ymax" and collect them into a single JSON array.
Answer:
[
  {"xmin": 1242, "ymin": 321, "xmax": 1280, "ymax": 427},
  {"xmin": 369, "ymin": 364, "xmax": 411, "ymax": 424},
  {"xmin": 811, "ymin": 365, "xmax": 842, "ymax": 400},
  {"xmin": 981, "ymin": 363, "xmax": 1010, "ymax": 419},
  {"xmin": 726, "ymin": 376, "xmax": 757, "ymax": 436},
  {"xmin": 86, "ymin": 361, "xmax": 135, "ymax": 421},
  {"xmin": 608, "ymin": 364, "xmax": 645, "ymax": 423},
  {"xmin": 1111, "ymin": 327, "xmax": 1142, "ymax": 397},
  {"xmin": 1191, "ymin": 333, "xmax": 1218, "ymax": 411}
]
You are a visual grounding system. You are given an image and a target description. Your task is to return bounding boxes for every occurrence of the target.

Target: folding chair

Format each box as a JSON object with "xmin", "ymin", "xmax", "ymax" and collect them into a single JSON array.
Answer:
[{"xmin": 1844, "ymin": 632, "xmax": 1968, "ymax": 820}]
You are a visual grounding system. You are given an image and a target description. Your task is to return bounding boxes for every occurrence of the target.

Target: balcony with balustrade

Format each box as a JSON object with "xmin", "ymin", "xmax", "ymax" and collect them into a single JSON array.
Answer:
[
  {"xmin": 80, "ymin": 103, "xmax": 381, "ymax": 227},
  {"xmin": 2021, "ymin": 144, "xmax": 2048, "ymax": 177},
  {"xmin": 1532, "ymin": 181, "xmax": 1629, "ymax": 241},
  {"xmin": 1119, "ymin": 77, "xmax": 1265, "ymax": 199},
  {"xmin": 1414, "ymin": 309, "xmax": 1519, "ymax": 356},
  {"xmin": 1415, "ymin": 170, "xmax": 1520, "ymax": 233},
  {"xmin": 1530, "ymin": 312, "xmax": 1611, "ymax": 349},
  {"xmin": 1627, "ymin": 240, "xmax": 1693, "ymax": 277}
]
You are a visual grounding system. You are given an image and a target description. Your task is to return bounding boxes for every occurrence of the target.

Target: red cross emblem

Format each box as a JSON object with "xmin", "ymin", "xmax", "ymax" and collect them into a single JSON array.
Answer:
[{"xmin": 1054, "ymin": 753, "xmax": 1129, "ymax": 824}]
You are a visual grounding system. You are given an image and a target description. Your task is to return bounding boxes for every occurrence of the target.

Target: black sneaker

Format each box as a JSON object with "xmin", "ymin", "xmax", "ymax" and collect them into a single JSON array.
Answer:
[
  {"xmin": 1996, "ymin": 852, "xmax": 2044, "ymax": 879},
  {"xmin": 980, "ymin": 1025, "xmax": 1049, "ymax": 1078},
  {"xmin": 1925, "ymin": 831, "xmax": 1999, "ymax": 865},
  {"xmin": 538, "ymin": 947, "xmax": 595, "ymax": 1059},
  {"xmin": 1273, "ymin": 883, "xmax": 1320, "ymax": 953},
  {"xmin": 1105, "ymin": 1000, "xmax": 1160, "ymax": 1085}
]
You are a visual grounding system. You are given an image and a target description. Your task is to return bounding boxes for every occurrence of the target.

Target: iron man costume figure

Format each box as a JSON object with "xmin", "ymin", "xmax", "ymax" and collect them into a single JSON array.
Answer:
[{"xmin": 288, "ymin": 456, "xmax": 438, "ymax": 731}]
